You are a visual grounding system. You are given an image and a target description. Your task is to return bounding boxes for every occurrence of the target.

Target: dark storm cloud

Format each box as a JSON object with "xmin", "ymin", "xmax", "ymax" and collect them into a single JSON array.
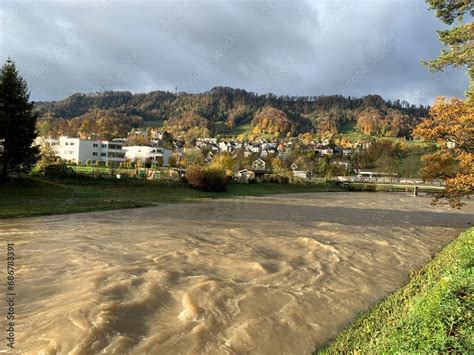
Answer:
[{"xmin": 0, "ymin": 0, "xmax": 468, "ymax": 104}]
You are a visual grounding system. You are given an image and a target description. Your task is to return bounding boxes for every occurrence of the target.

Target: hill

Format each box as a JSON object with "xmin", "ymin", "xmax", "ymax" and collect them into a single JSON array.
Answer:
[{"xmin": 35, "ymin": 87, "xmax": 428, "ymax": 141}]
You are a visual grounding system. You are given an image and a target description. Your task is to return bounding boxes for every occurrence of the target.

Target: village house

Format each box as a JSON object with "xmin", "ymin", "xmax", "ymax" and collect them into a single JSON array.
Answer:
[
  {"xmin": 446, "ymin": 141, "xmax": 456, "ymax": 149},
  {"xmin": 218, "ymin": 141, "xmax": 238, "ymax": 153},
  {"xmin": 293, "ymin": 170, "xmax": 311, "ymax": 180},
  {"xmin": 261, "ymin": 142, "xmax": 276, "ymax": 151},
  {"xmin": 248, "ymin": 145, "xmax": 261, "ymax": 154},
  {"xmin": 260, "ymin": 149, "xmax": 276, "ymax": 158},
  {"xmin": 333, "ymin": 160, "xmax": 352, "ymax": 171},
  {"xmin": 353, "ymin": 141, "xmax": 372, "ymax": 150},
  {"xmin": 317, "ymin": 147, "xmax": 334, "ymax": 156},
  {"xmin": 205, "ymin": 151, "xmax": 214, "ymax": 163},
  {"xmin": 234, "ymin": 169, "xmax": 255, "ymax": 184},
  {"xmin": 251, "ymin": 158, "xmax": 266, "ymax": 171}
]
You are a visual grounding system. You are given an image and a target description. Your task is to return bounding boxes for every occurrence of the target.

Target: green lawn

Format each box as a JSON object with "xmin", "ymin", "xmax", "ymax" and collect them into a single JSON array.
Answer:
[
  {"xmin": 0, "ymin": 176, "xmax": 342, "ymax": 219},
  {"xmin": 317, "ymin": 227, "xmax": 474, "ymax": 353}
]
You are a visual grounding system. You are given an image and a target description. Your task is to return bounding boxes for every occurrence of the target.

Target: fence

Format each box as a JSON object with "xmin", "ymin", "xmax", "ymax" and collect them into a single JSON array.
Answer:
[{"xmin": 331, "ymin": 176, "xmax": 445, "ymax": 186}]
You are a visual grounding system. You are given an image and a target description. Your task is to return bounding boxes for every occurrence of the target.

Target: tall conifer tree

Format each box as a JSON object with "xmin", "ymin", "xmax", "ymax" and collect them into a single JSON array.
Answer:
[{"xmin": 0, "ymin": 58, "xmax": 38, "ymax": 178}]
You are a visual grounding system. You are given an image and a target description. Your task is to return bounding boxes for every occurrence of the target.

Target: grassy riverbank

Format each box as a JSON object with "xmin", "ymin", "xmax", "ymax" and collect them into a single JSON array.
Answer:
[
  {"xmin": 0, "ymin": 176, "xmax": 342, "ymax": 219},
  {"xmin": 317, "ymin": 227, "xmax": 474, "ymax": 353}
]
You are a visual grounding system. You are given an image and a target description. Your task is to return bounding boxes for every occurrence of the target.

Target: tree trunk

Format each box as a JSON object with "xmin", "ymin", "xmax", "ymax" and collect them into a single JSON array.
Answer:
[{"xmin": 1, "ymin": 149, "xmax": 8, "ymax": 178}]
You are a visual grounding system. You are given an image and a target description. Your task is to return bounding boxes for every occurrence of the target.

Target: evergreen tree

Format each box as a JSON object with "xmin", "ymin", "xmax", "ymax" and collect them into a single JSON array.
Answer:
[
  {"xmin": 0, "ymin": 58, "xmax": 38, "ymax": 178},
  {"xmin": 423, "ymin": 0, "xmax": 474, "ymax": 102}
]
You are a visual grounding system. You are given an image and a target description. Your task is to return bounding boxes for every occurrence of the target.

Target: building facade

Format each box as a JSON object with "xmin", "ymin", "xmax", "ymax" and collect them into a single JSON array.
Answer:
[
  {"xmin": 48, "ymin": 137, "xmax": 126, "ymax": 164},
  {"xmin": 123, "ymin": 146, "xmax": 172, "ymax": 166}
]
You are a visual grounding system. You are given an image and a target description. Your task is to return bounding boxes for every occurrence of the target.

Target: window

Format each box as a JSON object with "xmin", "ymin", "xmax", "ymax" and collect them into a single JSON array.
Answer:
[
  {"xmin": 65, "ymin": 142, "xmax": 69, "ymax": 146},
  {"xmin": 93, "ymin": 143, "xmax": 98, "ymax": 148},
  {"xmin": 101, "ymin": 144, "xmax": 106, "ymax": 148},
  {"xmin": 70, "ymin": 142, "xmax": 74, "ymax": 146},
  {"xmin": 101, "ymin": 153, "xmax": 106, "ymax": 157},
  {"xmin": 108, "ymin": 152, "xmax": 125, "ymax": 158},
  {"xmin": 92, "ymin": 152, "xmax": 98, "ymax": 156}
]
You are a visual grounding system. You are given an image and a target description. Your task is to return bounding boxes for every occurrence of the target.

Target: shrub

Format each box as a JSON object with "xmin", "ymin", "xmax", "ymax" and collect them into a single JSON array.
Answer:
[
  {"xmin": 186, "ymin": 165, "xmax": 228, "ymax": 192},
  {"xmin": 86, "ymin": 160, "xmax": 92, "ymax": 166}
]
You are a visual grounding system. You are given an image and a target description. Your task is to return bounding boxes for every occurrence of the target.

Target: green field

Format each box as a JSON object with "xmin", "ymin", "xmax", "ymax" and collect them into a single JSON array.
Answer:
[
  {"xmin": 0, "ymin": 176, "xmax": 342, "ymax": 219},
  {"xmin": 317, "ymin": 227, "xmax": 474, "ymax": 353},
  {"xmin": 338, "ymin": 121, "xmax": 430, "ymax": 146},
  {"xmin": 229, "ymin": 122, "xmax": 252, "ymax": 135},
  {"xmin": 216, "ymin": 121, "xmax": 253, "ymax": 137}
]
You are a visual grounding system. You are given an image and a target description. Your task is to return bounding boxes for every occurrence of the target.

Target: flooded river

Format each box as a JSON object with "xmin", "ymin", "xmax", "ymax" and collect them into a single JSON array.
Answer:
[{"xmin": 0, "ymin": 192, "xmax": 472, "ymax": 354}]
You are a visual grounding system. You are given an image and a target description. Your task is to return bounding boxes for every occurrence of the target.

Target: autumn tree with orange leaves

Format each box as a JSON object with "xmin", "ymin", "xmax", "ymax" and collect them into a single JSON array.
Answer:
[
  {"xmin": 414, "ymin": 1, "xmax": 474, "ymax": 207},
  {"xmin": 413, "ymin": 97, "xmax": 473, "ymax": 207}
]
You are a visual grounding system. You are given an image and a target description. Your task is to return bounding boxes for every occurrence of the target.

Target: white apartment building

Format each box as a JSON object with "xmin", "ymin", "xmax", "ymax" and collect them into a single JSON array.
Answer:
[
  {"xmin": 46, "ymin": 137, "xmax": 126, "ymax": 164},
  {"xmin": 123, "ymin": 146, "xmax": 172, "ymax": 166}
]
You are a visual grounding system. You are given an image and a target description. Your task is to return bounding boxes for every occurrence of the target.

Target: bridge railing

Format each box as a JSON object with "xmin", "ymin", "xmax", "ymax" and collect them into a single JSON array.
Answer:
[{"xmin": 330, "ymin": 176, "xmax": 445, "ymax": 186}]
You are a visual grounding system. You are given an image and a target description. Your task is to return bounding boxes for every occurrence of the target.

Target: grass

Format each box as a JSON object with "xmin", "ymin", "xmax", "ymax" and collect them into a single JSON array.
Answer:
[
  {"xmin": 338, "ymin": 121, "xmax": 431, "ymax": 147},
  {"xmin": 216, "ymin": 121, "xmax": 253, "ymax": 137},
  {"xmin": 317, "ymin": 227, "xmax": 474, "ymax": 353},
  {"xmin": 229, "ymin": 122, "xmax": 253, "ymax": 135},
  {"xmin": 338, "ymin": 121, "xmax": 373, "ymax": 142},
  {"xmin": 0, "ymin": 176, "xmax": 342, "ymax": 219},
  {"xmin": 70, "ymin": 165, "xmax": 135, "ymax": 175}
]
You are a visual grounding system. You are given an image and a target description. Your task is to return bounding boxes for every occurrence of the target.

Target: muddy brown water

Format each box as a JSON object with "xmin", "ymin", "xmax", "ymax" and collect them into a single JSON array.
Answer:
[{"xmin": 0, "ymin": 192, "xmax": 472, "ymax": 354}]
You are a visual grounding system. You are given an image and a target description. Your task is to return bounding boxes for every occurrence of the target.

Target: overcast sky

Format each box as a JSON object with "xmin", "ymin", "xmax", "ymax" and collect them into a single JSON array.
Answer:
[{"xmin": 0, "ymin": 0, "xmax": 469, "ymax": 104}]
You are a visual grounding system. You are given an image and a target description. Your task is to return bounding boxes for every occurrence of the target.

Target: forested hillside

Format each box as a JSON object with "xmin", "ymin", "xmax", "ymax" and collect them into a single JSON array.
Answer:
[{"xmin": 35, "ymin": 87, "xmax": 428, "ymax": 141}]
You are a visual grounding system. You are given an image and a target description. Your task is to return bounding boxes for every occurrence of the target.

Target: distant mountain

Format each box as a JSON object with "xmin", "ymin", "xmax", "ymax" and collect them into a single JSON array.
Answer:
[{"xmin": 35, "ymin": 87, "xmax": 428, "ymax": 141}]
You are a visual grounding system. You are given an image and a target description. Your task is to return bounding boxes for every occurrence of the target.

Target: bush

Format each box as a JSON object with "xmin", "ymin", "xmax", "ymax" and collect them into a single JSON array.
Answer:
[{"xmin": 186, "ymin": 165, "xmax": 228, "ymax": 192}]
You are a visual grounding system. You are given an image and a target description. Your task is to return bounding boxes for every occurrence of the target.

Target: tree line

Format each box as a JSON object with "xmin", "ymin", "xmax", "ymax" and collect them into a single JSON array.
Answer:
[{"xmin": 35, "ymin": 87, "xmax": 428, "ymax": 141}]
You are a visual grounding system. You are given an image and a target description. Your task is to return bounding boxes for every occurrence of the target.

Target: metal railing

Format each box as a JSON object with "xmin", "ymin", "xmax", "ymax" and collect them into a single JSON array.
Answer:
[{"xmin": 331, "ymin": 176, "xmax": 445, "ymax": 186}]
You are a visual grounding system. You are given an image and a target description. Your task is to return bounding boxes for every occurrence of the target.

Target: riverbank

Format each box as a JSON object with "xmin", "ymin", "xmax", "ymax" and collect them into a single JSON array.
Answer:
[
  {"xmin": 0, "ymin": 176, "xmax": 343, "ymax": 219},
  {"xmin": 317, "ymin": 227, "xmax": 474, "ymax": 353}
]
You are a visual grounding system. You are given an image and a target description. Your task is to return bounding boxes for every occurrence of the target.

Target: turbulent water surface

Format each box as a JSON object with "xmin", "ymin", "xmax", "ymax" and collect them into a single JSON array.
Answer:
[{"xmin": 0, "ymin": 192, "xmax": 472, "ymax": 354}]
